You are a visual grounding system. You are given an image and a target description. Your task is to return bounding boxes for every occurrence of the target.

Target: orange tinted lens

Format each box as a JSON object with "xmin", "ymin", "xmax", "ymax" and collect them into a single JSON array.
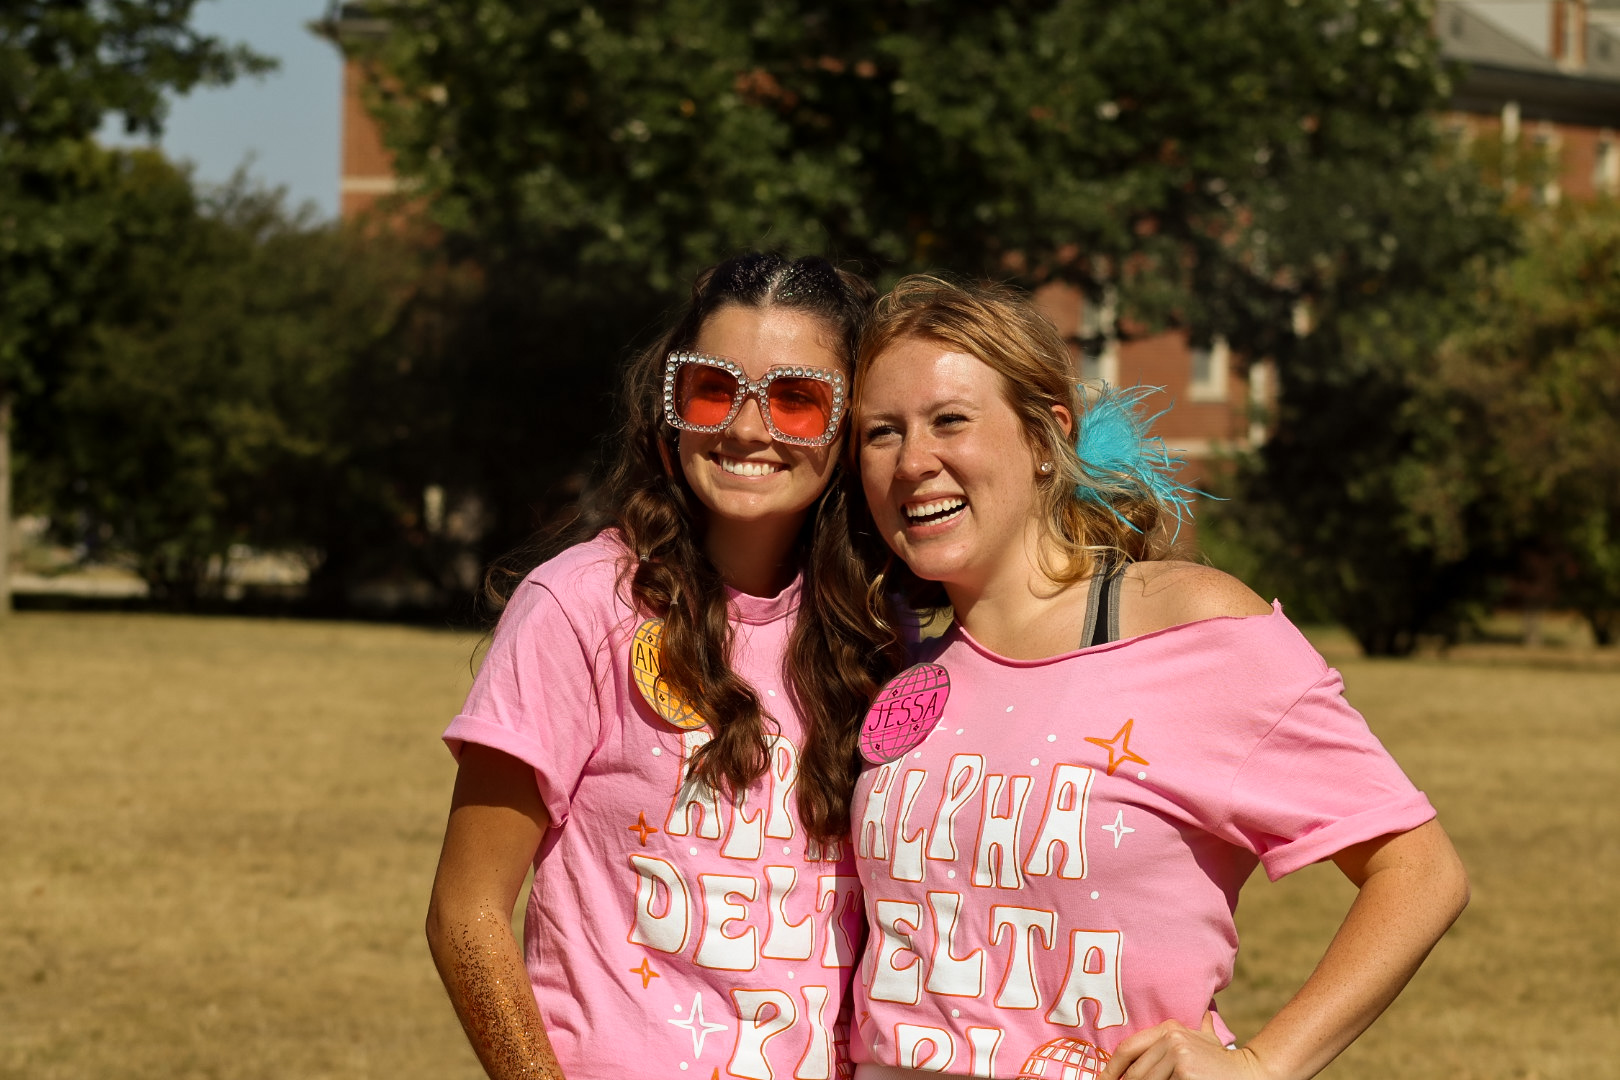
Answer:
[
  {"xmin": 765, "ymin": 377, "xmax": 835, "ymax": 438},
  {"xmin": 675, "ymin": 363, "xmax": 740, "ymax": 426}
]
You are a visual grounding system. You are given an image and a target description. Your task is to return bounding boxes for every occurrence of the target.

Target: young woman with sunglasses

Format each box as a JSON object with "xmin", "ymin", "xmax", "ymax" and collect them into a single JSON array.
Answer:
[
  {"xmin": 426, "ymin": 254, "xmax": 904, "ymax": 1080},
  {"xmin": 845, "ymin": 277, "xmax": 1468, "ymax": 1080}
]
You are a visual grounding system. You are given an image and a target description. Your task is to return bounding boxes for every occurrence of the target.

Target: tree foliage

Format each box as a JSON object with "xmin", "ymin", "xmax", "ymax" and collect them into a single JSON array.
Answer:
[
  {"xmin": 20, "ymin": 152, "xmax": 450, "ymax": 606},
  {"xmin": 1426, "ymin": 202, "xmax": 1620, "ymax": 643},
  {"xmin": 0, "ymin": 1, "xmax": 271, "ymax": 611},
  {"xmin": 341, "ymin": 0, "xmax": 1509, "ymax": 571},
  {"xmin": 357, "ymin": 0, "xmax": 1461, "ymax": 302},
  {"xmin": 1208, "ymin": 143, "xmax": 1518, "ymax": 656},
  {"xmin": 0, "ymin": 0, "xmax": 272, "ymax": 392}
]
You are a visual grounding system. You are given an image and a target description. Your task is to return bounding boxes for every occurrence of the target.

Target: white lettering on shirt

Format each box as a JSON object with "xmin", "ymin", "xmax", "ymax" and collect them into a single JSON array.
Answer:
[
  {"xmin": 989, "ymin": 905, "xmax": 1057, "ymax": 1009},
  {"xmin": 722, "ymin": 788, "xmax": 766, "ymax": 860},
  {"xmin": 870, "ymin": 899, "xmax": 924, "ymax": 1004},
  {"xmin": 695, "ymin": 873, "xmax": 759, "ymax": 971},
  {"xmin": 892, "ymin": 769, "xmax": 930, "ymax": 882},
  {"xmin": 792, "ymin": 984, "xmax": 832, "ymax": 1080},
  {"xmin": 760, "ymin": 865, "xmax": 815, "ymax": 961},
  {"xmin": 1046, "ymin": 929, "xmax": 1128, "ymax": 1029},
  {"xmin": 857, "ymin": 762, "xmax": 899, "ymax": 861},
  {"xmin": 665, "ymin": 730, "xmax": 723, "ymax": 839},
  {"xmin": 816, "ymin": 875, "xmax": 860, "ymax": 968},
  {"xmin": 728, "ymin": 988, "xmax": 796, "ymax": 1078},
  {"xmin": 966, "ymin": 1027, "xmax": 1004, "ymax": 1077},
  {"xmin": 927, "ymin": 754, "xmax": 985, "ymax": 861},
  {"xmin": 895, "ymin": 1024, "xmax": 955, "ymax": 1071},
  {"xmin": 628, "ymin": 854, "xmax": 690, "ymax": 954},
  {"xmin": 973, "ymin": 774, "xmax": 1032, "ymax": 889},
  {"xmin": 1024, "ymin": 763, "xmax": 1094, "ymax": 879},
  {"xmin": 924, "ymin": 890, "xmax": 985, "ymax": 998},
  {"xmin": 765, "ymin": 734, "xmax": 799, "ymax": 840}
]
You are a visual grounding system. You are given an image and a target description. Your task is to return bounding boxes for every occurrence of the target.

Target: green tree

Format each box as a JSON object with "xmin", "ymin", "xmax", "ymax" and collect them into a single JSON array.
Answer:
[
  {"xmin": 23, "ymin": 153, "xmax": 439, "ymax": 607},
  {"xmin": 349, "ymin": 0, "xmax": 1473, "ymax": 310},
  {"xmin": 339, "ymin": 0, "xmax": 1508, "ymax": 573},
  {"xmin": 0, "ymin": 1, "xmax": 271, "ymax": 612},
  {"xmin": 1427, "ymin": 202, "xmax": 1620, "ymax": 644},
  {"xmin": 1208, "ymin": 149, "xmax": 1518, "ymax": 656}
]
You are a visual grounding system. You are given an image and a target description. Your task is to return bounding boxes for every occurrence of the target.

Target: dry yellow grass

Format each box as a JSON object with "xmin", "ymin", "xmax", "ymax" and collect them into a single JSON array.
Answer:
[
  {"xmin": 1, "ymin": 612, "xmax": 1615, "ymax": 1079},
  {"xmin": 0, "ymin": 612, "xmax": 485, "ymax": 1080},
  {"xmin": 1224, "ymin": 635, "xmax": 1620, "ymax": 1080}
]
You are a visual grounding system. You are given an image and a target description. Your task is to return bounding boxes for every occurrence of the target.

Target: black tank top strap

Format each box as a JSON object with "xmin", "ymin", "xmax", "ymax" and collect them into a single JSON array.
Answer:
[{"xmin": 1080, "ymin": 553, "xmax": 1125, "ymax": 648}]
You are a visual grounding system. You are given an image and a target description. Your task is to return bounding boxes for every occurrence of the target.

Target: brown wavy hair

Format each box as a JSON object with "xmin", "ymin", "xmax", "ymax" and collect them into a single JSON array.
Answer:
[
  {"xmin": 849, "ymin": 275, "xmax": 1176, "ymax": 613},
  {"xmin": 503, "ymin": 253, "xmax": 906, "ymax": 843}
]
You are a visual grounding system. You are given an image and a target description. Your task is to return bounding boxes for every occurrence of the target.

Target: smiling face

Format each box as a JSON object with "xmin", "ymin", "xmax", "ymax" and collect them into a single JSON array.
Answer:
[
  {"xmin": 676, "ymin": 304, "xmax": 847, "ymax": 559},
  {"xmin": 857, "ymin": 335, "xmax": 1052, "ymax": 599}
]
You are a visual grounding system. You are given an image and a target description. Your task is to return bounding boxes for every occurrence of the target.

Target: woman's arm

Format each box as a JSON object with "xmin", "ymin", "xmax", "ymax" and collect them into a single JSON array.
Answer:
[
  {"xmin": 426, "ymin": 743, "xmax": 566, "ymax": 1080},
  {"xmin": 1098, "ymin": 818, "xmax": 1469, "ymax": 1080}
]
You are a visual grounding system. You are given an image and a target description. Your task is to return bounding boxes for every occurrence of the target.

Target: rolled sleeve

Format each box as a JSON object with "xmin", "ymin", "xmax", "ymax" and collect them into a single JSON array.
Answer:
[
  {"xmin": 443, "ymin": 578, "xmax": 606, "ymax": 826},
  {"xmin": 1227, "ymin": 668, "xmax": 1436, "ymax": 880}
]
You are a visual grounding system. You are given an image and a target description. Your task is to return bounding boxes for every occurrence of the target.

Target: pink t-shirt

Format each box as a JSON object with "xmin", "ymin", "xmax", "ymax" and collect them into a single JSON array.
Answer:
[
  {"xmin": 850, "ymin": 604, "xmax": 1434, "ymax": 1076},
  {"xmin": 445, "ymin": 533, "xmax": 863, "ymax": 1080}
]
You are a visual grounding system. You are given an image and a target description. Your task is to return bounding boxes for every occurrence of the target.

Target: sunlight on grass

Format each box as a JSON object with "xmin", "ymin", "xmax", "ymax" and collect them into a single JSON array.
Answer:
[
  {"xmin": 1, "ymin": 613, "xmax": 1614, "ymax": 1078},
  {"xmin": 0, "ymin": 613, "xmax": 486, "ymax": 1080}
]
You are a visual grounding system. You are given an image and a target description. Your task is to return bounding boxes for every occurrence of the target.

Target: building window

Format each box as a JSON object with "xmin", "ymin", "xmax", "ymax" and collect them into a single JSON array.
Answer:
[
  {"xmin": 1079, "ymin": 338, "xmax": 1119, "ymax": 385},
  {"xmin": 1551, "ymin": 0, "xmax": 1591, "ymax": 65},
  {"xmin": 1532, "ymin": 127, "xmax": 1562, "ymax": 206},
  {"xmin": 1078, "ymin": 289, "xmax": 1119, "ymax": 385},
  {"xmin": 1188, "ymin": 337, "xmax": 1229, "ymax": 403},
  {"xmin": 1597, "ymin": 134, "xmax": 1619, "ymax": 196},
  {"xmin": 1247, "ymin": 359, "xmax": 1274, "ymax": 448}
]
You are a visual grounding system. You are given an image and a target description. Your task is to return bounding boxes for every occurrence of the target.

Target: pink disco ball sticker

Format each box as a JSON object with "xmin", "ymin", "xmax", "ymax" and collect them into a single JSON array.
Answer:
[{"xmin": 860, "ymin": 663, "xmax": 950, "ymax": 764}]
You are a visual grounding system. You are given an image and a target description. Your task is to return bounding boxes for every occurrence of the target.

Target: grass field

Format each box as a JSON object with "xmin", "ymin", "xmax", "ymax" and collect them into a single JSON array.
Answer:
[{"xmin": 1, "ymin": 612, "xmax": 1615, "ymax": 1079}]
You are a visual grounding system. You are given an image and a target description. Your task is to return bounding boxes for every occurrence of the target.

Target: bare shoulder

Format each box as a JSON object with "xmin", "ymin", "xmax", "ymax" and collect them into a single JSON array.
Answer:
[{"xmin": 1119, "ymin": 560, "xmax": 1273, "ymax": 636}]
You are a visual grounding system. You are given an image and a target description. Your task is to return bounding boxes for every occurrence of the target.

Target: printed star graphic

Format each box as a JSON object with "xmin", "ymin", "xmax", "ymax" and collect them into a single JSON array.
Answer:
[
  {"xmin": 629, "ymin": 958, "xmax": 659, "ymax": 989},
  {"xmin": 669, "ymin": 992, "xmax": 728, "ymax": 1057},
  {"xmin": 629, "ymin": 812, "xmax": 659, "ymax": 845},
  {"xmin": 1084, "ymin": 718, "xmax": 1150, "ymax": 776},
  {"xmin": 1101, "ymin": 809, "xmax": 1136, "ymax": 849}
]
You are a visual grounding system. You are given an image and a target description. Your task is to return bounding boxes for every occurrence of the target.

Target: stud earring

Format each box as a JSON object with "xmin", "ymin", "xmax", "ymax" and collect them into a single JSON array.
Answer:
[{"xmin": 1037, "ymin": 461, "xmax": 1054, "ymax": 476}]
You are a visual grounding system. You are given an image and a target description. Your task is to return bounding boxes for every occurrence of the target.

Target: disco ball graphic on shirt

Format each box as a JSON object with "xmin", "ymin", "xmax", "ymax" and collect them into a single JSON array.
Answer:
[
  {"xmin": 859, "ymin": 662, "xmax": 950, "ymax": 763},
  {"xmin": 1016, "ymin": 1037, "xmax": 1111, "ymax": 1080}
]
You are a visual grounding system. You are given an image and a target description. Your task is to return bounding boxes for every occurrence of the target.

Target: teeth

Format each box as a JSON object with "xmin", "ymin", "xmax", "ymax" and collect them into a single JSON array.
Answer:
[
  {"xmin": 717, "ymin": 456, "xmax": 784, "ymax": 477},
  {"xmin": 906, "ymin": 498, "xmax": 965, "ymax": 523}
]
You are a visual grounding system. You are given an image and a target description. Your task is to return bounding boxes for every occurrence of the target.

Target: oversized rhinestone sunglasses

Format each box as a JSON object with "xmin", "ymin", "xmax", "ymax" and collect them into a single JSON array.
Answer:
[{"xmin": 662, "ymin": 352, "xmax": 847, "ymax": 447}]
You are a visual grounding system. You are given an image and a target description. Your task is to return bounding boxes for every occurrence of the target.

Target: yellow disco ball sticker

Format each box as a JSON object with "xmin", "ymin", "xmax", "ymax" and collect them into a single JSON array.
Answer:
[{"xmin": 630, "ymin": 618, "xmax": 708, "ymax": 730}]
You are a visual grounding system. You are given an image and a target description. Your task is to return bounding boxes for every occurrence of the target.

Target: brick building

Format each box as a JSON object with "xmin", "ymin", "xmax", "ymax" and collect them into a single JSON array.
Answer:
[
  {"xmin": 324, "ymin": 7, "xmax": 396, "ymax": 218},
  {"xmin": 321, "ymin": 1, "xmax": 1620, "ymax": 470},
  {"xmin": 1440, "ymin": 0, "xmax": 1620, "ymax": 201}
]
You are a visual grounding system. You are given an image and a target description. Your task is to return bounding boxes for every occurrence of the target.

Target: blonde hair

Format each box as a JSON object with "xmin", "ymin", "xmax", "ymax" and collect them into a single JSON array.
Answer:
[{"xmin": 851, "ymin": 275, "xmax": 1170, "ymax": 595}]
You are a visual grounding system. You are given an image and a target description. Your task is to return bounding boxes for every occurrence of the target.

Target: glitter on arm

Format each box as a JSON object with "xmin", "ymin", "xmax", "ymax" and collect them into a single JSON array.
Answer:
[{"xmin": 435, "ymin": 906, "xmax": 567, "ymax": 1080}]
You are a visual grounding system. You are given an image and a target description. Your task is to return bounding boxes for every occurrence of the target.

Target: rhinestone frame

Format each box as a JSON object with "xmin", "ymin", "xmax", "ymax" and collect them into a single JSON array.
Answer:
[{"xmin": 662, "ymin": 351, "xmax": 848, "ymax": 447}]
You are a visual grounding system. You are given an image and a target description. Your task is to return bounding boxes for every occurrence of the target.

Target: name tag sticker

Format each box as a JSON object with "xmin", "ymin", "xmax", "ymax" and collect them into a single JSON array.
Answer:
[
  {"xmin": 630, "ymin": 618, "xmax": 708, "ymax": 730},
  {"xmin": 860, "ymin": 662, "xmax": 950, "ymax": 764}
]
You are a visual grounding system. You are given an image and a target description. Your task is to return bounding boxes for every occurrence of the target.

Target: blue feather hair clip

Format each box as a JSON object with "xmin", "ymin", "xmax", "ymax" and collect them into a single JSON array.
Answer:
[{"xmin": 1073, "ymin": 383, "xmax": 1207, "ymax": 537}]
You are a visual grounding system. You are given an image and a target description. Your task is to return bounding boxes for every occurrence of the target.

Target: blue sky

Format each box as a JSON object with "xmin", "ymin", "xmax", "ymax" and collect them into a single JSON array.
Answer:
[{"xmin": 100, "ymin": 0, "xmax": 342, "ymax": 220}]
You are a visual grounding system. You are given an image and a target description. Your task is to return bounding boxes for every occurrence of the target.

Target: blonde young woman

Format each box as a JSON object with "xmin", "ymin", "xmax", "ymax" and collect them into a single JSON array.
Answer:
[
  {"xmin": 845, "ymin": 277, "xmax": 1467, "ymax": 1080},
  {"xmin": 426, "ymin": 254, "xmax": 905, "ymax": 1080}
]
